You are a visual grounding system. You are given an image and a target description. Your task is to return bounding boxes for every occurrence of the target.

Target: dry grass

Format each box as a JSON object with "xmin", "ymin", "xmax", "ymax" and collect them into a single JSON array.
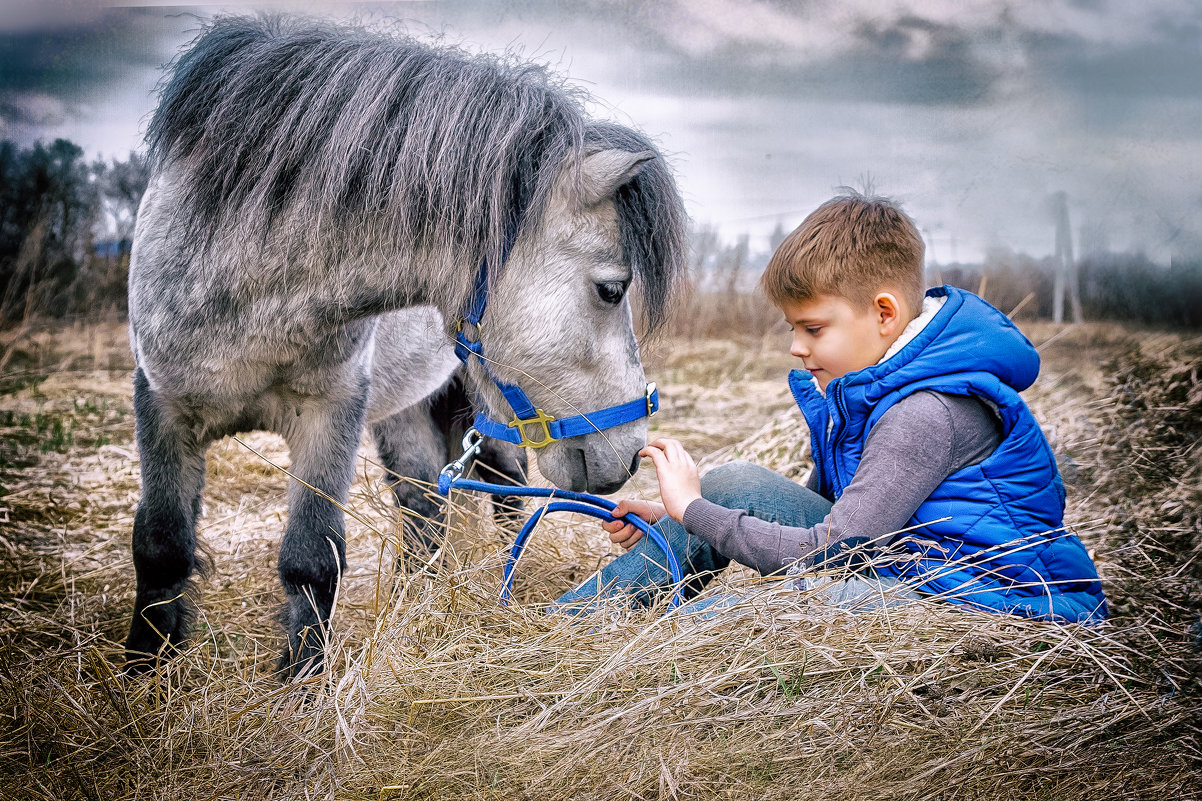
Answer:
[{"xmin": 0, "ymin": 320, "xmax": 1199, "ymax": 800}]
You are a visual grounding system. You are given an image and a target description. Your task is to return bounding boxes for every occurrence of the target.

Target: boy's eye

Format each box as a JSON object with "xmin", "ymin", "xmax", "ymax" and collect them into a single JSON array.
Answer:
[{"xmin": 806, "ymin": 327, "xmax": 822, "ymax": 336}]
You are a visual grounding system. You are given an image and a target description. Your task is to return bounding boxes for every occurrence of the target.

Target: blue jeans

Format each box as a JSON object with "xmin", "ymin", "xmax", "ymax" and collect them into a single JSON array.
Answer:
[{"xmin": 552, "ymin": 461, "xmax": 917, "ymax": 614}]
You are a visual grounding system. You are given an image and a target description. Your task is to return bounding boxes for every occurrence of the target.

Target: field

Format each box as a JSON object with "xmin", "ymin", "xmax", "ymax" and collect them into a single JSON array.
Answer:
[{"xmin": 0, "ymin": 316, "xmax": 1199, "ymax": 800}]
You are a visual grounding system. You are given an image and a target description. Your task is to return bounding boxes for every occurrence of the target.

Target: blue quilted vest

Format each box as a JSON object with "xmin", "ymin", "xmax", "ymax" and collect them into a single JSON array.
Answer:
[{"xmin": 789, "ymin": 286, "xmax": 1107, "ymax": 624}]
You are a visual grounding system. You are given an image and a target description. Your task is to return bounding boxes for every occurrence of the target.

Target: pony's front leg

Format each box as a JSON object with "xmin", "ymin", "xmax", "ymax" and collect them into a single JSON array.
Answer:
[
  {"xmin": 277, "ymin": 386, "xmax": 367, "ymax": 680},
  {"xmin": 126, "ymin": 368, "xmax": 210, "ymax": 672}
]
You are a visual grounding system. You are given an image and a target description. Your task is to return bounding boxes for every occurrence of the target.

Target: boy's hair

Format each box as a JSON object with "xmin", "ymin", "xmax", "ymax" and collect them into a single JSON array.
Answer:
[{"xmin": 761, "ymin": 191, "xmax": 925, "ymax": 311}]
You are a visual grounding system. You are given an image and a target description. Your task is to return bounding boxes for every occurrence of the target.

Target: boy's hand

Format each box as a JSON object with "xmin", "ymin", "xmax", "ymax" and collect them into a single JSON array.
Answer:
[
  {"xmin": 602, "ymin": 499, "xmax": 666, "ymax": 549},
  {"xmin": 640, "ymin": 438, "xmax": 702, "ymax": 522}
]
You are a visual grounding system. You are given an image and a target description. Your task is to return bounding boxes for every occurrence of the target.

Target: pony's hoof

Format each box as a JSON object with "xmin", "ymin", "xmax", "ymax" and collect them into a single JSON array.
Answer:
[{"xmin": 276, "ymin": 644, "xmax": 327, "ymax": 684}]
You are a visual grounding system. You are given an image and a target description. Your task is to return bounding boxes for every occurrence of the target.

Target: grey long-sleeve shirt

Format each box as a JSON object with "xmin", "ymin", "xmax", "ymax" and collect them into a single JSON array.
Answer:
[{"xmin": 681, "ymin": 391, "xmax": 1003, "ymax": 575}]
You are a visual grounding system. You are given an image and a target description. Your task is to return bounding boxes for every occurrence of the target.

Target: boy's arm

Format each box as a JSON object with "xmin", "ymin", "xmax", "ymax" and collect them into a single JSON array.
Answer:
[{"xmin": 681, "ymin": 392, "xmax": 1001, "ymax": 575}]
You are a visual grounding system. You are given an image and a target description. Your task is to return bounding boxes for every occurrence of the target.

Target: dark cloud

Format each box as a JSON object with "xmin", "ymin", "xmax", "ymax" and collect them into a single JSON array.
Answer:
[
  {"xmin": 1, "ymin": 0, "xmax": 109, "ymax": 33},
  {"xmin": 543, "ymin": 3, "xmax": 1000, "ymax": 106},
  {"xmin": 1029, "ymin": 33, "xmax": 1202, "ymax": 100},
  {"xmin": 0, "ymin": 8, "xmax": 179, "ymax": 101},
  {"xmin": 626, "ymin": 42, "xmax": 996, "ymax": 106},
  {"xmin": 586, "ymin": 0, "xmax": 1202, "ymax": 109}
]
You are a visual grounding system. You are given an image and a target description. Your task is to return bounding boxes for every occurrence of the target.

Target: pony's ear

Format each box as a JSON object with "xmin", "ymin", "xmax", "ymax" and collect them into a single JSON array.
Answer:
[{"xmin": 580, "ymin": 149, "xmax": 655, "ymax": 205}]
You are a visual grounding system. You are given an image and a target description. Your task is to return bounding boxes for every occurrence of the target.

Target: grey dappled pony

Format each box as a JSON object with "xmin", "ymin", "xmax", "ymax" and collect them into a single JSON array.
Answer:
[{"xmin": 126, "ymin": 15, "xmax": 688, "ymax": 677}]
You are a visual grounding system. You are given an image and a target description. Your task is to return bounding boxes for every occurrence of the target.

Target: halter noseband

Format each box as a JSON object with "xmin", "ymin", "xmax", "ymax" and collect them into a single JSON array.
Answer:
[{"xmin": 452, "ymin": 243, "xmax": 658, "ymax": 450}]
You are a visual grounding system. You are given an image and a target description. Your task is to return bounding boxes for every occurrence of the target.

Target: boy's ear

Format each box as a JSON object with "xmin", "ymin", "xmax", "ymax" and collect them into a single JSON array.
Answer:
[{"xmin": 874, "ymin": 292, "xmax": 903, "ymax": 334}]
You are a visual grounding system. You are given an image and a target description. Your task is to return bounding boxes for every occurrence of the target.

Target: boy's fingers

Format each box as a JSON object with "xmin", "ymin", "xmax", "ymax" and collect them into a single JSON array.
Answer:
[
  {"xmin": 615, "ymin": 529, "xmax": 644, "ymax": 549},
  {"xmin": 610, "ymin": 524, "xmax": 636, "ymax": 544},
  {"xmin": 641, "ymin": 446, "xmax": 668, "ymax": 470},
  {"xmin": 647, "ymin": 438, "xmax": 693, "ymax": 467},
  {"xmin": 638, "ymin": 444, "xmax": 664, "ymax": 460},
  {"xmin": 666, "ymin": 440, "xmax": 694, "ymax": 464}
]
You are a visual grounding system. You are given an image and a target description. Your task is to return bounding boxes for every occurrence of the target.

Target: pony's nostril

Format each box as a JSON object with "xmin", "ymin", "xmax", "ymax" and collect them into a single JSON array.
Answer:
[{"xmin": 566, "ymin": 447, "xmax": 589, "ymax": 493}]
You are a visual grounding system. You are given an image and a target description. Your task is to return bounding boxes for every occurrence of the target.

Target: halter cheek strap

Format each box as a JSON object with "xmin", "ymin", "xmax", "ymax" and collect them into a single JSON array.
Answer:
[{"xmin": 453, "ymin": 247, "xmax": 658, "ymax": 450}]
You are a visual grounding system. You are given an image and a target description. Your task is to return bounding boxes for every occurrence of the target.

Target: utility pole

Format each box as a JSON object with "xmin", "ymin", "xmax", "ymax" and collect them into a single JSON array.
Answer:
[
  {"xmin": 1051, "ymin": 191, "xmax": 1083, "ymax": 324},
  {"xmin": 922, "ymin": 226, "xmax": 941, "ymax": 285}
]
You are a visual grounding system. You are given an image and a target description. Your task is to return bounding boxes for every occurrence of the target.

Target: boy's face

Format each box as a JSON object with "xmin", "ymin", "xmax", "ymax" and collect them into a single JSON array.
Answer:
[{"xmin": 780, "ymin": 293, "xmax": 906, "ymax": 391}]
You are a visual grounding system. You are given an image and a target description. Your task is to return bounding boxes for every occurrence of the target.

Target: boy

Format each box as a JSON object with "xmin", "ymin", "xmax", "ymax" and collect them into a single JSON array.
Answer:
[{"xmin": 555, "ymin": 192, "xmax": 1107, "ymax": 623}]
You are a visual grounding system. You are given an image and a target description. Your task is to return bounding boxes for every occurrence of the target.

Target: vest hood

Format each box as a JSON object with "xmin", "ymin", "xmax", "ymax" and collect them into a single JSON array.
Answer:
[{"xmin": 837, "ymin": 285, "xmax": 1040, "ymax": 407}]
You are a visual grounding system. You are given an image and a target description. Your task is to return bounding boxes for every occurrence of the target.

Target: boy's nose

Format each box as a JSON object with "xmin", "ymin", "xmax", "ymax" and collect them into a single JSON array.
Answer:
[{"xmin": 791, "ymin": 336, "xmax": 809, "ymax": 358}]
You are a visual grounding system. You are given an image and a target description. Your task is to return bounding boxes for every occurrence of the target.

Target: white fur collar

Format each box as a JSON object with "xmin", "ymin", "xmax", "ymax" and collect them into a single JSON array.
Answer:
[{"xmin": 879, "ymin": 294, "xmax": 946, "ymax": 365}]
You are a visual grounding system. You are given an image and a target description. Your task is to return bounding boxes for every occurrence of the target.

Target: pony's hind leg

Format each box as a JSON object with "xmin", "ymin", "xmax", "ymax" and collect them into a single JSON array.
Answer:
[
  {"xmin": 277, "ymin": 386, "xmax": 368, "ymax": 679},
  {"xmin": 125, "ymin": 368, "xmax": 210, "ymax": 672},
  {"xmin": 473, "ymin": 436, "xmax": 527, "ymax": 530},
  {"xmin": 372, "ymin": 401, "xmax": 448, "ymax": 561}
]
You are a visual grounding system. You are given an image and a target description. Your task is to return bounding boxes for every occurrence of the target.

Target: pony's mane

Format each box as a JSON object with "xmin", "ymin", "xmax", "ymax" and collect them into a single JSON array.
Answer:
[{"xmin": 148, "ymin": 15, "xmax": 686, "ymax": 329}]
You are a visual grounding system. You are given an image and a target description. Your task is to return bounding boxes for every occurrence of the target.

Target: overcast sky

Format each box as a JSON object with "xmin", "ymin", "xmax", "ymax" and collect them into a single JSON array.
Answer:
[{"xmin": 3, "ymin": 0, "xmax": 1201, "ymax": 264}]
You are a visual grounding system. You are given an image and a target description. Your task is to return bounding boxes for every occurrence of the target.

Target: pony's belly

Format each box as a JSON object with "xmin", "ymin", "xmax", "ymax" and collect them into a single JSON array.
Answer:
[{"xmin": 134, "ymin": 316, "xmax": 378, "ymax": 436}]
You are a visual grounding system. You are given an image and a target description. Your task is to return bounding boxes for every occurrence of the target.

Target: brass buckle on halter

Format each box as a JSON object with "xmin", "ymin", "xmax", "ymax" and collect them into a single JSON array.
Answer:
[
  {"xmin": 645, "ymin": 381, "xmax": 658, "ymax": 417},
  {"xmin": 509, "ymin": 408, "xmax": 556, "ymax": 449}
]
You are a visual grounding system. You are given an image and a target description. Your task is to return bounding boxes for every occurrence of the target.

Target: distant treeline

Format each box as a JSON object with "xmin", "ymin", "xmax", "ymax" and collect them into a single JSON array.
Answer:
[
  {"xmin": 0, "ymin": 138, "xmax": 147, "ymax": 323},
  {"xmin": 2, "ymin": 137, "xmax": 1200, "ymax": 330},
  {"xmin": 938, "ymin": 249, "xmax": 1202, "ymax": 329},
  {"xmin": 681, "ymin": 224, "xmax": 1202, "ymax": 336}
]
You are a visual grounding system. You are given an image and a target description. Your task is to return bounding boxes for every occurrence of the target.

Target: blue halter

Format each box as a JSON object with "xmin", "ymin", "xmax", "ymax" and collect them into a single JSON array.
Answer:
[{"xmin": 452, "ymin": 251, "xmax": 659, "ymax": 449}]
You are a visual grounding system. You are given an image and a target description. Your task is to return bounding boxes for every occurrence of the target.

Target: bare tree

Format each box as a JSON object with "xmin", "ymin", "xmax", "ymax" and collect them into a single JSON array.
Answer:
[{"xmin": 95, "ymin": 150, "xmax": 149, "ymax": 244}]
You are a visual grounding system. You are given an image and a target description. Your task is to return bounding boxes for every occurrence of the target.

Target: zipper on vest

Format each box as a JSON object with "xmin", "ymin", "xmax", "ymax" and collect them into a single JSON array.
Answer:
[{"xmin": 827, "ymin": 380, "xmax": 850, "ymax": 493}]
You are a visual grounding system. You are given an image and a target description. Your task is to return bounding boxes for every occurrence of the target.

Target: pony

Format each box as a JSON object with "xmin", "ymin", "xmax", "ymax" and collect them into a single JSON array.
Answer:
[{"xmin": 125, "ymin": 15, "xmax": 688, "ymax": 677}]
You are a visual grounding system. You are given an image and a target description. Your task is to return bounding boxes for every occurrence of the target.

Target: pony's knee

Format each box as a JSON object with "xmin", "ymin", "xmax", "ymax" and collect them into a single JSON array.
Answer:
[
  {"xmin": 373, "ymin": 414, "xmax": 441, "ymax": 472},
  {"xmin": 132, "ymin": 500, "xmax": 197, "ymax": 587},
  {"xmin": 700, "ymin": 461, "xmax": 765, "ymax": 508},
  {"xmin": 278, "ymin": 527, "xmax": 344, "ymax": 599}
]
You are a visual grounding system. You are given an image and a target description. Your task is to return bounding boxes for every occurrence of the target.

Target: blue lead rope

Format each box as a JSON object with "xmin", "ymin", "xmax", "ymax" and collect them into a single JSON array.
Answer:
[{"xmin": 437, "ymin": 470, "xmax": 684, "ymax": 608}]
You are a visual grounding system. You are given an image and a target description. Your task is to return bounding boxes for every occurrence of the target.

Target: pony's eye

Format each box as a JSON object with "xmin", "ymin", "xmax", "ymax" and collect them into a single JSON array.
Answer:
[{"xmin": 596, "ymin": 281, "xmax": 627, "ymax": 305}]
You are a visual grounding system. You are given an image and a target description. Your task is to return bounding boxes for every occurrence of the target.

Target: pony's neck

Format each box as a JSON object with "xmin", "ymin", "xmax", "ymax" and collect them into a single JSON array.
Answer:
[{"xmin": 310, "ymin": 244, "xmax": 481, "ymax": 329}]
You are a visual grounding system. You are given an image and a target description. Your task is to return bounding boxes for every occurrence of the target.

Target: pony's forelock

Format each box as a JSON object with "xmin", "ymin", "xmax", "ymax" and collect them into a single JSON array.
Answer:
[{"xmin": 583, "ymin": 123, "xmax": 689, "ymax": 333}]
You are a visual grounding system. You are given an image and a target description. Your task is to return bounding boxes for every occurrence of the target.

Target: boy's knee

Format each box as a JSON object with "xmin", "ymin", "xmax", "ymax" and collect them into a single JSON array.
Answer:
[{"xmin": 700, "ymin": 461, "xmax": 765, "ymax": 507}]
